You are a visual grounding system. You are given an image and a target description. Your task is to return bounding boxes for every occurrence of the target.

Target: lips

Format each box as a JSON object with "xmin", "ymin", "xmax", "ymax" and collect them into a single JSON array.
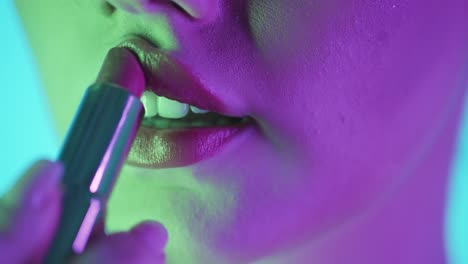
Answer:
[
  {"xmin": 117, "ymin": 37, "xmax": 253, "ymax": 168},
  {"xmin": 117, "ymin": 37, "xmax": 229, "ymax": 115}
]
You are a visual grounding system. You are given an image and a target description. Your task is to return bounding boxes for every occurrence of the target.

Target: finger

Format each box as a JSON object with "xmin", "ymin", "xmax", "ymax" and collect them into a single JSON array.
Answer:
[
  {"xmin": 71, "ymin": 221, "xmax": 168, "ymax": 264},
  {"xmin": 1, "ymin": 160, "xmax": 47, "ymax": 210},
  {"xmin": 0, "ymin": 160, "xmax": 63, "ymax": 263},
  {"xmin": 0, "ymin": 159, "xmax": 51, "ymax": 230},
  {"xmin": 0, "ymin": 202, "xmax": 13, "ymax": 232}
]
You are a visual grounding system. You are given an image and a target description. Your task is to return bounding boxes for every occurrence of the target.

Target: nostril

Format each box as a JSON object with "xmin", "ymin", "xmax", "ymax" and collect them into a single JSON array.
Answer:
[
  {"xmin": 171, "ymin": 0, "xmax": 219, "ymax": 23},
  {"xmin": 102, "ymin": 1, "xmax": 117, "ymax": 15},
  {"xmin": 169, "ymin": 1, "xmax": 194, "ymax": 19},
  {"xmin": 106, "ymin": 0, "xmax": 149, "ymax": 14},
  {"xmin": 105, "ymin": 0, "xmax": 216, "ymax": 22},
  {"xmin": 138, "ymin": 0, "xmax": 196, "ymax": 19}
]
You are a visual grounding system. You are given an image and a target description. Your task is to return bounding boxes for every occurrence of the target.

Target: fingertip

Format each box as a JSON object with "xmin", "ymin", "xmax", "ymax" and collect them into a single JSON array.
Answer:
[
  {"xmin": 39, "ymin": 159, "xmax": 64, "ymax": 178},
  {"xmin": 22, "ymin": 160, "xmax": 63, "ymax": 210},
  {"xmin": 25, "ymin": 159, "xmax": 64, "ymax": 187},
  {"xmin": 73, "ymin": 224, "xmax": 168, "ymax": 264},
  {"xmin": 8, "ymin": 182, "xmax": 63, "ymax": 264},
  {"xmin": 130, "ymin": 221, "xmax": 169, "ymax": 252},
  {"xmin": 51, "ymin": 160, "xmax": 64, "ymax": 174}
]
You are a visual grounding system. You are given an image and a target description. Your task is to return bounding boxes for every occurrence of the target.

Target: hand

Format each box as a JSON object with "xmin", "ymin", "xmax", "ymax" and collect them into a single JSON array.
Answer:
[{"xmin": 0, "ymin": 160, "xmax": 168, "ymax": 264}]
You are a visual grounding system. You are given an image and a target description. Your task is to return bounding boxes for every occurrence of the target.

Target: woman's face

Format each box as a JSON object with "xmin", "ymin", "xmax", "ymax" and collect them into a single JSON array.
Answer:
[{"xmin": 15, "ymin": 0, "xmax": 468, "ymax": 261}]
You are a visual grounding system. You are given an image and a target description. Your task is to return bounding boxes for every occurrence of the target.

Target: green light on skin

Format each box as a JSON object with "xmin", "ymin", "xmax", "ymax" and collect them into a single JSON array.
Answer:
[
  {"xmin": 247, "ymin": 0, "xmax": 290, "ymax": 51},
  {"xmin": 106, "ymin": 164, "xmax": 238, "ymax": 263},
  {"xmin": 133, "ymin": 15, "xmax": 179, "ymax": 51},
  {"xmin": 15, "ymin": 1, "xmax": 222, "ymax": 261},
  {"xmin": 14, "ymin": 0, "xmax": 178, "ymax": 138}
]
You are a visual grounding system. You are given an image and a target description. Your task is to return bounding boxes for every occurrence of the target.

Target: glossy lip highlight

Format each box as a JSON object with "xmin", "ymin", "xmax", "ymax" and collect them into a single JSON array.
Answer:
[{"xmin": 127, "ymin": 123, "xmax": 252, "ymax": 168}]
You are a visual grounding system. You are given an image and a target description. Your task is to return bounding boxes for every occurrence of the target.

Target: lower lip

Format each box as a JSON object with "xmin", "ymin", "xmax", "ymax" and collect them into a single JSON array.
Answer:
[{"xmin": 126, "ymin": 121, "xmax": 253, "ymax": 168}]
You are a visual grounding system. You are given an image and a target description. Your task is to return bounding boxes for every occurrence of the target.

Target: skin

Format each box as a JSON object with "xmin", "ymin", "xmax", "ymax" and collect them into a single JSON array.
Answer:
[{"xmin": 7, "ymin": 0, "xmax": 468, "ymax": 263}]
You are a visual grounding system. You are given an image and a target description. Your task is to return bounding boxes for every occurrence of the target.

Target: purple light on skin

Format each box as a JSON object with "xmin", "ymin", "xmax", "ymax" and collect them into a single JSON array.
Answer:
[
  {"xmin": 89, "ymin": 99, "xmax": 133, "ymax": 193},
  {"xmin": 72, "ymin": 198, "xmax": 101, "ymax": 254}
]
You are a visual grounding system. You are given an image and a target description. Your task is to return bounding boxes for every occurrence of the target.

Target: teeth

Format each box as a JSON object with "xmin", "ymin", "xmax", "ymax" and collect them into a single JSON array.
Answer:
[
  {"xmin": 140, "ymin": 91, "xmax": 159, "ymax": 118},
  {"xmin": 158, "ymin": 96, "xmax": 189, "ymax": 119},
  {"xmin": 140, "ymin": 91, "xmax": 213, "ymax": 120},
  {"xmin": 190, "ymin": 106, "xmax": 209, "ymax": 114}
]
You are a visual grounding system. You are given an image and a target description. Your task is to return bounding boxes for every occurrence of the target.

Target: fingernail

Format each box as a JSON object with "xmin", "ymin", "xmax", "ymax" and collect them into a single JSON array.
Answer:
[
  {"xmin": 131, "ymin": 222, "xmax": 168, "ymax": 251},
  {"xmin": 25, "ymin": 160, "xmax": 64, "ymax": 209}
]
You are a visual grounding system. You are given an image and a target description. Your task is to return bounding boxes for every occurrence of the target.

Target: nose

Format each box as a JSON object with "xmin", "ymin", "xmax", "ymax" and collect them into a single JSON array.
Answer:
[{"xmin": 106, "ymin": 0, "xmax": 218, "ymax": 21}]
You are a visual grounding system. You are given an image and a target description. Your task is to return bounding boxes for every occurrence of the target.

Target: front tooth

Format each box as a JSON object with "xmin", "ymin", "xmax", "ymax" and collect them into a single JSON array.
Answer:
[
  {"xmin": 158, "ymin": 97, "xmax": 189, "ymax": 119},
  {"xmin": 141, "ymin": 91, "xmax": 159, "ymax": 118},
  {"xmin": 190, "ymin": 105, "xmax": 209, "ymax": 114}
]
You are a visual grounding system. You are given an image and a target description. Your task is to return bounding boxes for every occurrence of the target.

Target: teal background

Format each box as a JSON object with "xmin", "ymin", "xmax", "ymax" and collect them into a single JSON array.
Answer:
[
  {"xmin": 0, "ymin": 1, "xmax": 466, "ymax": 263},
  {"xmin": 0, "ymin": 1, "xmax": 59, "ymax": 196}
]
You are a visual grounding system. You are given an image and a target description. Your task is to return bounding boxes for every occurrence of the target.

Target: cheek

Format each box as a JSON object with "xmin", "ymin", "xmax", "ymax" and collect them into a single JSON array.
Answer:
[
  {"xmin": 248, "ymin": 0, "xmax": 416, "ymax": 175},
  {"xmin": 247, "ymin": 0, "xmax": 290, "ymax": 55},
  {"xmin": 247, "ymin": 0, "xmax": 324, "ymax": 67},
  {"xmin": 239, "ymin": 0, "xmax": 464, "ymax": 241}
]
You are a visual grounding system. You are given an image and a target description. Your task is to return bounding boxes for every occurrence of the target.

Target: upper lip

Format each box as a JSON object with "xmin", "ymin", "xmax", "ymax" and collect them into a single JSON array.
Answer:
[{"xmin": 117, "ymin": 37, "xmax": 230, "ymax": 115}]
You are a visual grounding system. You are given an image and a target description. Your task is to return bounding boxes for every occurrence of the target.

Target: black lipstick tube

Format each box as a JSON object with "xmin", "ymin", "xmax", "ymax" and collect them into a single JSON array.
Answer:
[{"xmin": 44, "ymin": 48, "xmax": 145, "ymax": 263}]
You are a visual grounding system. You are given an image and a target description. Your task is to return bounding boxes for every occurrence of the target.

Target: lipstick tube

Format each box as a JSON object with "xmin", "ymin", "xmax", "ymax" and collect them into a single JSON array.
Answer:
[{"xmin": 44, "ymin": 48, "xmax": 145, "ymax": 263}]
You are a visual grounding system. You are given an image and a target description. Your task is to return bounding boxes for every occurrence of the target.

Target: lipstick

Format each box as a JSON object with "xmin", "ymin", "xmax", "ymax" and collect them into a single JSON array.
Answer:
[{"xmin": 44, "ymin": 48, "xmax": 145, "ymax": 263}]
